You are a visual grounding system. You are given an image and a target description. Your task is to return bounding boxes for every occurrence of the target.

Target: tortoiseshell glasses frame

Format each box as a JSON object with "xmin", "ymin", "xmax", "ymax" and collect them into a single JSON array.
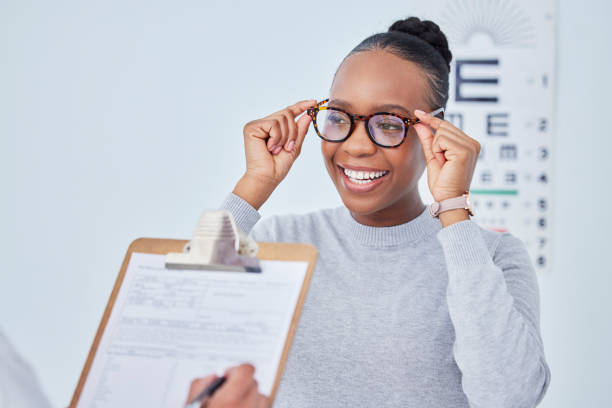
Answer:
[{"xmin": 306, "ymin": 98, "xmax": 445, "ymax": 148}]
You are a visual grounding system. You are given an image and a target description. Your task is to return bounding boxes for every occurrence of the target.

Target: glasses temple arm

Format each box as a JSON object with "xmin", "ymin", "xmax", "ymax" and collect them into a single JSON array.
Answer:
[
  {"xmin": 428, "ymin": 107, "xmax": 445, "ymax": 117},
  {"xmin": 307, "ymin": 99, "xmax": 329, "ymax": 114}
]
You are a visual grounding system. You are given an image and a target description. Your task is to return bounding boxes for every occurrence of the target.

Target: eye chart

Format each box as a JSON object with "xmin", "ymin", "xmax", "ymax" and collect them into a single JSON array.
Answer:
[{"xmin": 419, "ymin": 0, "xmax": 556, "ymax": 273}]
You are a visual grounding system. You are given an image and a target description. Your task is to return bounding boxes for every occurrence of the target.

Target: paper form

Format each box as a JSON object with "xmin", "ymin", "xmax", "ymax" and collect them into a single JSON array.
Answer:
[{"xmin": 77, "ymin": 252, "xmax": 308, "ymax": 408}]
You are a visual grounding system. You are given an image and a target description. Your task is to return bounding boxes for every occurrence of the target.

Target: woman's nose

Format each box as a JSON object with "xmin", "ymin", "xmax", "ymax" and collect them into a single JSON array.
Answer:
[{"xmin": 342, "ymin": 120, "xmax": 377, "ymax": 157}]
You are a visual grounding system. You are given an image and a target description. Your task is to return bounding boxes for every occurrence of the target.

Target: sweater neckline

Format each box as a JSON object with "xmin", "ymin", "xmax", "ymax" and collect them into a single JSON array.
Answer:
[{"xmin": 338, "ymin": 205, "xmax": 441, "ymax": 247}]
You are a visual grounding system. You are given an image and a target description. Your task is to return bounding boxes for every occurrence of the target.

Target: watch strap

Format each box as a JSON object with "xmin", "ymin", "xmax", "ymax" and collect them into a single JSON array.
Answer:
[{"xmin": 429, "ymin": 193, "xmax": 474, "ymax": 218}]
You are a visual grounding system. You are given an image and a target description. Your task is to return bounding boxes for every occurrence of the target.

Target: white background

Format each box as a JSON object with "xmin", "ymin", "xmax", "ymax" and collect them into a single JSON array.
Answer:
[{"xmin": 1, "ymin": 1, "xmax": 611, "ymax": 406}]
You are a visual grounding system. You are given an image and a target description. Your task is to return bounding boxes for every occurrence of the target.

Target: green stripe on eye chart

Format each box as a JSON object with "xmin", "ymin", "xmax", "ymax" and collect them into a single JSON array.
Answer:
[{"xmin": 470, "ymin": 189, "xmax": 518, "ymax": 196}]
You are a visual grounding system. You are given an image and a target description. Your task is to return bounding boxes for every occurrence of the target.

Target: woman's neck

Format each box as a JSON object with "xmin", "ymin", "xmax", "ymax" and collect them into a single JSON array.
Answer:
[{"xmin": 349, "ymin": 190, "xmax": 426, "ymax": 227}]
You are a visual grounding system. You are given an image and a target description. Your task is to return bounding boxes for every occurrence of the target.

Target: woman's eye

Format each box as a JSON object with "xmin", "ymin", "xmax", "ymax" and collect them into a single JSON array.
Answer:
[
  {"xmin": 329, "ymin": 115, "xmax": 348, "ymax": 124},
  {"xmin": 377, "ymin": 122, "xmax": 402, "ymax": 131}
]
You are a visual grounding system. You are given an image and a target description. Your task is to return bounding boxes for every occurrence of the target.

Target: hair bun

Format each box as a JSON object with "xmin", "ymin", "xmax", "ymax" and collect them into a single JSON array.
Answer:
[{"xmin": 388, "ymin": 17, "xmax": 452, "ymax": 70}]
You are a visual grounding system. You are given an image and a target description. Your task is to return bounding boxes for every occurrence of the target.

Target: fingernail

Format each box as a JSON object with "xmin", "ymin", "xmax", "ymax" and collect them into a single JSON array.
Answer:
[
  {"xmin": 286, "ymin": 140, "xmax": 295, "ymax": 151},
  {"xmin": 273, "ymin": 145, "xmax": 282, "ymax": 154},
  {"xmin": 268, "ymin": 144, "xmax": 277, "ymax": 152},
  {"xmin": 414, "ymin": 109, "xmax": 426, "ymax": 116}
]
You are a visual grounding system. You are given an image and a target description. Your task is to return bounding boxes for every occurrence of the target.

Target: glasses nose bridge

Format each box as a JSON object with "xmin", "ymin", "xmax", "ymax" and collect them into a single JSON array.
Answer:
[
  {"xmin": 350, "ymin": 113, "xmax": 369, "ymax": 123},
  {"xmin": 342, "ymin": 112, "xmax": 377, "ymax": 153},
  {"xmin": 348, "ymin": 113, "xmax": 371, "ymax": 137}
]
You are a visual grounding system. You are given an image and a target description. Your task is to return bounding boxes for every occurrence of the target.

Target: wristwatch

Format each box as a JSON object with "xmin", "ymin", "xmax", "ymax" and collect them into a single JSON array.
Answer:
[{"xmin": 429, "ymin": 192, "xmax": 474, "ymax": 218}]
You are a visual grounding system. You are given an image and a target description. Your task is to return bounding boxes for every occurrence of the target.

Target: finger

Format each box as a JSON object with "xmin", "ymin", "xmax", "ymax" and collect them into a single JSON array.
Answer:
[
  {"xmin": 284, "ymin": 99, "xmax": 318, "ymax": 118},
  {"xmin": 265, "ymin": 120, "xmax": 283, "ymax": 152},
  {"xmin": 438, "ymin": 125, "xmax": 482, "ymax": 153},
  {"xmin": 244, "ymin": 120, "xmax": 272, "ymax": 141},
  {"xmin": 431, "ymin": 131, "xmax": 447, "ymax": 163},
  {"xmin": 413, "ymin": 123, "xmax": 443, "ymax": 168},
  {"xmin": 240, "ymin": 380, "xmax": 260, "ymax": 408},
  {"xmin": 186, "ymin": 375, "xmax": 218, "ymax": 404},
  {"xmin": 221, "ymin": 363, "xmax": 256, "ymax": 399},
  {"xmin": 258, "ymin": 395, "xmax": 273, "ymax": 408},
  {"xmin": 430, "ymin": 129, "xmax": 447, "ymax": 165},
  {"xmin": 434, "ymin": 116, "xmax": 464, "ymax": 133},
  {"xmin": 210, "ymin": 379, "xmax": 257, "ymax": 408},
  {"xmin": 209, "ymin": 380, "xmax": 257, "ymax": 408},
  {"xmin": 437, "ymin": 131, "xmax": 475, "ymax": 155},
  {"xmin": 247, "ymin": 119, "xmax": 276, "ymax": 148},
  {"xmin": 436, "ymin": 122, "xmax": 472, "ymax": 143},
  {"xmin": 432, "ymin": 128, "xmax": 475, "ymax": 160},
  {"xmin": 272, "ymin": 115, "xmax": 289, "ymax": 155},
  {"xmin": 292, "ymin": 113, "xmax": 312, "ymax": 155},
  {"xmin": 414, "ymin": 109, "xmax": 445, "ymax": 131},
  {"xmin": 432, "ymin": 132, "xmax": 471, "ymax": 161},
  {"xmin": 282, "ymin": 111, "xmax": 297, "ymax": 152},
  {"xmin": 423, "ymin": 115, "xmax": 478, "ymax": 153}
]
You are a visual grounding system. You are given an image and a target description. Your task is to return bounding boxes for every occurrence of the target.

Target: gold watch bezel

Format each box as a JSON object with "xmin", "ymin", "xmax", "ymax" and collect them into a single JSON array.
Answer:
[{"xmin": 463, "ymin": 191, "xmax": 475, "ymax": 217}]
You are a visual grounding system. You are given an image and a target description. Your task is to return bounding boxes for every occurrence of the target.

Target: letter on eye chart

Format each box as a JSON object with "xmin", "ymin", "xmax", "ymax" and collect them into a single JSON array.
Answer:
[{"xmin": 77, "ymin": 253, "xmax": 307, "ymax": 408}]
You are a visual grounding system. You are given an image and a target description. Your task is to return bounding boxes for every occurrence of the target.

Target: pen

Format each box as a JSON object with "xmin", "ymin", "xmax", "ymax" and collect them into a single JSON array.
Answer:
[{"xmin": 185, "ymin": 375, "xmax": 227, "ymax": 408}]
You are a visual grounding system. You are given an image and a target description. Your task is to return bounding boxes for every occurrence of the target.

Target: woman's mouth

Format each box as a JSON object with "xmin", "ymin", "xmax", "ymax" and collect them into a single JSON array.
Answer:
[{"xmin": 338, "ymin": 165, "xmax": 389, "ymax": 193}]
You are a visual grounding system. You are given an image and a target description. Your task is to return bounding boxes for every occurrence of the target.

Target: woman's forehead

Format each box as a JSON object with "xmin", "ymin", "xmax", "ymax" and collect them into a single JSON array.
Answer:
[{"xmin": 330, "ymin": 50, "xmax": 429, "ymax": 112}]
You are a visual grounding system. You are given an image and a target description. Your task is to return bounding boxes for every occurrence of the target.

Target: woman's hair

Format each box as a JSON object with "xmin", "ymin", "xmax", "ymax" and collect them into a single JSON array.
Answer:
[{"xmin": 337, "ymin": 16, "xmax": 452, "ymax": 109}]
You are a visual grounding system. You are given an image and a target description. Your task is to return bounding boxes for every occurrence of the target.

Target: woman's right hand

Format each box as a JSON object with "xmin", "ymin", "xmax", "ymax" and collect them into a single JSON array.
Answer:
[{"xmin": 233, "ymin": 99, "xmax": 316, "ymax": 210}]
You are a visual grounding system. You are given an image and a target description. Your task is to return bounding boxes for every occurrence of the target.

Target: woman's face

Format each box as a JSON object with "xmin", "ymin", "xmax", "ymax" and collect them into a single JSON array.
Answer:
[{"xmin": 322, "ymin": 49, "xmax": 431, "ymax": 218}]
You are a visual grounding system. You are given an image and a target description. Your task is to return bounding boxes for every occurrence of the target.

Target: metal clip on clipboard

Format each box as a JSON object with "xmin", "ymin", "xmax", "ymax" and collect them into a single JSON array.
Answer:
[{"xmin": 165, "ymin": 210, "xmax": 262, "ymax": 272}]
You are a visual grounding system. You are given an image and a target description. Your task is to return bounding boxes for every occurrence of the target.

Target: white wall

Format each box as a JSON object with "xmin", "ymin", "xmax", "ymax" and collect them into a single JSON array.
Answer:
[{"xmin": 1, "ymin": 1, "xmax": 610, "ymax": 406}]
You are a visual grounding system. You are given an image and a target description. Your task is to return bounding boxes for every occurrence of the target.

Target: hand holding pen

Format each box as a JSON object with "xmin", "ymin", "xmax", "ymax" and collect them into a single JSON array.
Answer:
[{"xmin": 185, "ymin": 363, "xmax": 270, "ymax": 408}]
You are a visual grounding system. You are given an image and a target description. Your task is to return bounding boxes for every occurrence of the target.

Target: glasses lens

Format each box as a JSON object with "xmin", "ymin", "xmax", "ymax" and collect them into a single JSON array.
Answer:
[
  {"xmin": 316, "ymin": 109, "xmax": 351, "ymax": 141},
  {"xmin": 368, "ymin": 114, "xmax": 406, "ymax": 146}
]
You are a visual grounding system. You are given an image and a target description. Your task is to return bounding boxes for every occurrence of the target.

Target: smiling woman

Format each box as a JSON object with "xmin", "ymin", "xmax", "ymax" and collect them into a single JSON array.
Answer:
[
  {"xmin": 319, "ymin": 49, "xmax": 441, "ymax": 226},
  {"xmin": 197, "ymin": 15, "xmax": 552, "ymax": 408}
]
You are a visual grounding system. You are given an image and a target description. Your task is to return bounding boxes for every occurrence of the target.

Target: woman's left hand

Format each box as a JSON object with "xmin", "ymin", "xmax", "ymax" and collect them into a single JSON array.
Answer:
[{"xmin": 413, "ymin": 110, "xmax": 481, "ymax": 203}]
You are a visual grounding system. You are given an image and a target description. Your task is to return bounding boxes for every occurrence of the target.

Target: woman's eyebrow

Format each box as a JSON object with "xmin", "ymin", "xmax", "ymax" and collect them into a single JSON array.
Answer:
[
  {"xmin": 328, "ymin": 98, "xmax": 413, "ymax": 116},
  {"xmin": 375, "ymin": 104, "xmax": 413, "ymax": 116}
]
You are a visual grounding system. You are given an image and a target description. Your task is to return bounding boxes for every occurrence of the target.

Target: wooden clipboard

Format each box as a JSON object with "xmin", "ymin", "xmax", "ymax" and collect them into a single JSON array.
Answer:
[{"xmin": 70, "ymin": 237, "xmax": 317, "ymax": 407}]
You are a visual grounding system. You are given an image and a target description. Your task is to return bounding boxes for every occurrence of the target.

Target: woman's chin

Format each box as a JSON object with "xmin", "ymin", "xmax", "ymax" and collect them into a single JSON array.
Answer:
[
  {"xmin": 333, "ymin": 179, "xmax": 392, "ymax": 218},
  {"xmin": 337, "ymin": 192, "xmax": 386, "ymax": 218}
]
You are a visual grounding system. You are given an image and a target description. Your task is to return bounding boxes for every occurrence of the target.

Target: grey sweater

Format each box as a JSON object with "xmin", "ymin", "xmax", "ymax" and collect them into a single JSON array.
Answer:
[{"xmin": 221, "ymin": 193, "xmax": 551, "ymax": 407}]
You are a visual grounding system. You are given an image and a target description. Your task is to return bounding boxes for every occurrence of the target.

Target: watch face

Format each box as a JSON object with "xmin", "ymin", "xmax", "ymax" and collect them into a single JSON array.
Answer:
[
  {"xmin": 429, "ymin": 202, "xmax": 441, "ymax": 217},
  {"xmin": 465, "ymin": 194, "xmax": 475, "ymax": 216}
]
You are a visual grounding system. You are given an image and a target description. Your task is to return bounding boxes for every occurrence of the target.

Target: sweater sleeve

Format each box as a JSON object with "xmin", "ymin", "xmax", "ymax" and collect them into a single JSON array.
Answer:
[
  {"xmin": 436, "ymin": 220, "xmax": 551, "ymax": 408},
  {"xmin": 219, "ymin": 192, "xmax": 277, "ymax": 242}
]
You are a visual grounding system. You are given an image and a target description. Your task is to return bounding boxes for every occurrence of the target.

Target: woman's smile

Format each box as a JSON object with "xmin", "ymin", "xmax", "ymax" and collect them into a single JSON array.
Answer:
[{"xmin": 337, "ymin": 163, "xmax": 390, "ymax": 193}]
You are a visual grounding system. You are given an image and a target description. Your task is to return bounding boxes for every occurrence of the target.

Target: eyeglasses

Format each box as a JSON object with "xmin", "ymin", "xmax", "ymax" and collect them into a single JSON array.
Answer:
[{"xmin": 306, "ymin": 98, "xmax": 444, "ymax": 148}]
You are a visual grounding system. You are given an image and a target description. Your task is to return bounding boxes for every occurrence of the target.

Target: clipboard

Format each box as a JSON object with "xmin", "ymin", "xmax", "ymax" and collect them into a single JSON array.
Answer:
[{"xmin": 70, "ymin": 235, "xmax": 317, "ymax": 407}]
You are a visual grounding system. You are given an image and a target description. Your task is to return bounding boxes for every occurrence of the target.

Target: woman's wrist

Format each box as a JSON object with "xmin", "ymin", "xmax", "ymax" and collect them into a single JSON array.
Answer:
[
  {"xmin": 438, "ymin": 208, "xmax": 470, "ymax": 228},
  {"xmin": 232, "ymin": 174, "xmax": 277, "ymax": 211}
]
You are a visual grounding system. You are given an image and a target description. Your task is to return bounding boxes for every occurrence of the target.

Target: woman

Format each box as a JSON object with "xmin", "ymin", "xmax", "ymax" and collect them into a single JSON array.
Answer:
[{"xmin": 212, "ymin": 16, "xmax": 550, "ymax": 407}]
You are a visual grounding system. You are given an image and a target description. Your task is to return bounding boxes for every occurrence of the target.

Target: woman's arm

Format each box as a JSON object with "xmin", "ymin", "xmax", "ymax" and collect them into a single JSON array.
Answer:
[
  {"xmin": 216, "ymin": 99, "xmax": 315, "ymax": 240},
  {"xmin": 437, "ymin": 220, "xmax": 551, "ymax": 407},
  {"xmin": 413, "ymin": 107, "xmax": 550, "ymax": 406}
]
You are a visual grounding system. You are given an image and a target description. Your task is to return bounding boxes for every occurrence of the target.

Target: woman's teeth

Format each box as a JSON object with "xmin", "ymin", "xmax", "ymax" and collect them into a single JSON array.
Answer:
[{"xmin": 343, "ymin": 168, "xmax": 388, "ymax": 184}]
